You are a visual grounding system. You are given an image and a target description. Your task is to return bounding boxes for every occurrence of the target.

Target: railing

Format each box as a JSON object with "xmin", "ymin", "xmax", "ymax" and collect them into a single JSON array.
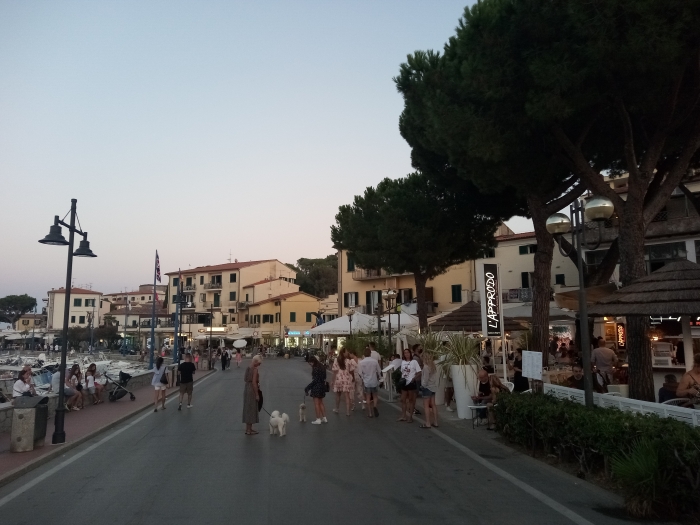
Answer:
[
  {"xmin": 183, "ymin": 284, "xmax": 197, "ymax": 291},
  {"xmin": 237, "ymin": 301, "xmax": 252, "ymax": 309},
  {"xmin": 139, "ymin": 320, "xmax": 175, "ymax": 328},
  {"xmin": 503, "ymin": 288, "xmax": 533, "ymax": 303},
  {"xmin": 203, "ymin": 282, "xmax": 222, "ymax": 290},
  {"xmin": 352, "ymin": 268, "xmax": 410, "ymax": 281}
]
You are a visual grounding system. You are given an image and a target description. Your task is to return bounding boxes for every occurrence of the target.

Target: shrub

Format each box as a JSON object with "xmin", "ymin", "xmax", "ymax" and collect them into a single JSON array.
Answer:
[{"xmin": 494, "ymin": 392, "xmax": 700, "ymax": 519}]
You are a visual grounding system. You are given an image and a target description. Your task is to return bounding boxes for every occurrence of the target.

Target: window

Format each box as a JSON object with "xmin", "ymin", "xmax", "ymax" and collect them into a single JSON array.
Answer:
[
  {"xmin": 85, "ymin": 299, "xmax": 95, "ymax": 307},
  {"xmin": 397, "ymin": 289, "xmax": 413, "ymax": 304},
  {"xmin": 22, "ymin": 319, "xmax": 29, "ymax": 325},
  {"xmin": 252, "ymin": 314, "xmax": 261, "ymax": 324},
  {"xmin": 365, "ymin": 290, "xmax": 382, "ymax": 314},
  {"xmin": 213, "ymin": 293, "xmax": 220, "ymax": 307},
  {"xmin": 34, "ymin": 320, "xmax": 41, "ymax": 325},
  {"xmin": 186, "ymin": 277, "xmax": 192, "ymax": 286},
  {"xmin": 200, "ymin": 276, "xmax": 204, "ymax": 285},
  {"xmin": 482, "ymin": 247, "xmax": 496, "ymax": 258},
  {"xmin": 131, "ymin": 320, "xmax": 136, "ymax": 327},
  {"xmin": 230, "ymin": 273, "xmax": 237, "ymax": 283},
  {"xmin": 232, "ymin": 316, "xmax": 236, "ymax": 322},
  {"xmin": 149, "ymin": 296, "xmax": 152, "ymax": 300},
  {"xmin": 245, "ymin": 314, "xmax": 249, "ymax": 321},
  {"xmin": 555, "ymin": 274, "xmax": 566, "ymax": 286},
  {"xmin": 347, "ymin": 255, "xmax": 355, "ymax": 272},
  {"xmin": 343, "ymin": 292, "xmax": 359, "ymax": 308},
  {"xmin": 172, "ymin": 294, "xmax": 178, "ymax": 303},
  {"xmin": 212, "ymin": 275, "xmax": 222, "ymax": 285},
  {"xmin": 306, "ymin": 312, "xmax": 312, "ymax": 322},
  {"xmin": 263, "ymin": 314, "xmax": 274, "ymax": 323},
  {"xmin": 451, "ymin": 285, "xmax": 462, "ymax": 303},
  {"xmin": 141, "ymin": 296, "xmax": 145, "ymax": 301},
  {"xmin": 275, "ymin": 312, "xmax": 280, "ymax": 323},
  {"xmin": 521, "ymin": 272, "xmax": 531, "ymax": 289},
  {"xmin": 519, "ymin": 244, "xmax": 537, "ymax": 255},
  {"xmin": 71, "ymin": 316, "xmax": 75, "ymax": 323},
  {"xmin": 200, "ymin": 293, "xmax": 206, "ymax": 302},
  {"xmin": 222, "ymin": 315, "xmax": 227, "ymax": 325},
  {"xmin": 229, "ymin": 291, "xmax": 237, "ymax": 301},
  {"xmin": 245, "ymin": 293, "xmax": 249, "ymax": 302},
  {"xmin": 172, "ymin": 278, "xmax": 179, "ymax": 287},
  {"xmin": 73, "ymin": 298, "xmax": 82, "ymax": 307},
  {"xmin": 290, "ymin": 312, "xmax": 296, "ymax": 322},
  {"xmin": 645, "ymin": 241, "xmax": 687, "ymax": 273},
  {"xmin": 79, "ymin": 316, "xmax": 86, "ymax": 324}
]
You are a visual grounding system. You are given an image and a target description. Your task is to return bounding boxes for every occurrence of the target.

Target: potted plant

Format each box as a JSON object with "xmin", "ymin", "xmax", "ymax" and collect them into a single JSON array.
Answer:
[{"xmin": 436, "ymin": 333, "xmax": 482, "ymax": 419}]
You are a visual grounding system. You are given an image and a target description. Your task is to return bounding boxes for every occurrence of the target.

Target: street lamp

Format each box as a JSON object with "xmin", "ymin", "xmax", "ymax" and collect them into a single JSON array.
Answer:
[
  {"xmin": 546, "ymin": 195, "xmax": 614, "ymax": 407},
  {"xmin": 384, "ymin": 289, "xmax": 398, "ymax": 352},
  {"xmin": 347, "ymin": 309, "xmax": 355, "ymax": 338},
  {"xmin": 38, "ymin": 199, "xmax": 97, "ymax": 444}
]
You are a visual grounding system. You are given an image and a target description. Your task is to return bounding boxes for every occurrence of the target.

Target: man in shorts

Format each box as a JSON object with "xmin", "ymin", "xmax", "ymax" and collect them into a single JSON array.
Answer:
[
  {"xmin": 358, "ymin": 347, "xmax": 382, "ymax": 417},
  {"xmin": 177, "ymin": 353, "xmax": 196, "ymax": 410}
]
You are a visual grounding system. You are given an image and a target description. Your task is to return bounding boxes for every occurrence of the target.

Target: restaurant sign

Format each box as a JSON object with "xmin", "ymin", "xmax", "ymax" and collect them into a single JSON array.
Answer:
[
  {"xmin": 479, "ymin": 263, "xmax": 503, "ymax": 337},
  {"xmin": 616, "ymin": 323, "xmax": 626, "ymax": 349}
]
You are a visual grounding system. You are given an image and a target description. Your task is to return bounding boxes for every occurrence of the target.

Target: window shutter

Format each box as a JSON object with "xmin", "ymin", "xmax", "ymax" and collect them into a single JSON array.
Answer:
[
  {"xmin": 521, "ymin": 272, "xmax": 530, "ymax": 289},
  {"xmin": 424, "ymin": 287, "xmax": 434, "ymax": 302},
  {"xmin": 344, "ymin": 293, "xmax": 349, "ymax": 307},
  {"xmin": 366, "ymin": 291, "xmax": 371, "ymax": 306}
]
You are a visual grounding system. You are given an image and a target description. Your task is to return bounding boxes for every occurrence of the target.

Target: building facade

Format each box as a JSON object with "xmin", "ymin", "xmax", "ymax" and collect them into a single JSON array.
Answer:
[
  {"xmin": 46, "ymin": 287, "xmax": 107, "ymax": 331},
  {"xmin": 247, "ymin": 291, "xmax": 321, "ymax": 347},
  {"xmin": 104, "ymin": 284, "xmax": 167, "ymax": 310}
]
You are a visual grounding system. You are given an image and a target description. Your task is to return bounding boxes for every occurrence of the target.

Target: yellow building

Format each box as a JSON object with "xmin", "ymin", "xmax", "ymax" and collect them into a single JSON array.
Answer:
[
  {"xmin": 46, "ymin": 287, "xmax": 106, "ymax": 331},
  {"xmin": 104, "ymin": 284, "xmax": 167, "ymax": 310},
  {"xmin": 247, "ymin": 291, "xmax": 321, "ymax": 347}
]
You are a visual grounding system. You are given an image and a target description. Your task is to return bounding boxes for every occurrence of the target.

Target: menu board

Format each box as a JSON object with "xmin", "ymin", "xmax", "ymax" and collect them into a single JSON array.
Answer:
[{"xmin": 522, "ymin": 351, "xmax": 543, "ymax": 380}]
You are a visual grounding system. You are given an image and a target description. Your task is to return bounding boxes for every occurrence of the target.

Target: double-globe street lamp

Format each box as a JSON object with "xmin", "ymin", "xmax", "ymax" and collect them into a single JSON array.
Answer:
[
  {"xmin": 546, "ymin": 195, "xmax": 614, "ymax": 407},
  {"xmin": 383, "ymin": 289, "xmax": 398, "ymax": 353},
  {"xmin": 38, "ymin": 198, "xmax": 96, "ymax": 444}
]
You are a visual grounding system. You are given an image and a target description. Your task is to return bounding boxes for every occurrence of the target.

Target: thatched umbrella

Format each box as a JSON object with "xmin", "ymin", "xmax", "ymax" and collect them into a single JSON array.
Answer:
[
  {"xmin": 429, "ymin": 301, "xmax": 525, "ymax": 333},
  {"xmin": 588, "ymin": 259, "xmax": 700, "ymax": 371}
]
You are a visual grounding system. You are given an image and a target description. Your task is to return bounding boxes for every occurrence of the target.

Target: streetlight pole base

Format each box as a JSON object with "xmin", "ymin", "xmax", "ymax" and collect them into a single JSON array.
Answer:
[{"xmin": 52, "ymin": 408, "xmax": 67, "ymax": 444}]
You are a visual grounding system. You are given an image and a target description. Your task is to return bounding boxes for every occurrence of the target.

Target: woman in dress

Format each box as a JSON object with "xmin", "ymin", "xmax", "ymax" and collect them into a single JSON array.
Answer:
[
  {"xmin": 332, "ymin": 349, "xmax": 356, "ymax": 416},
  {"xmin": 349, "ymin": 350, "xmax": 363, "ymax": 410},
  {"xmin": 151, "ymin": 356, "xmax": 168, "ymax": 412},
  {"xmin": 419, "ymin": 351, "xmax": 439, "ymax": 428},
  {"xmin": 236, "ymin": 349, "xmax": 242, "ymax": 368},
  {"xmin": 243, "ymin": 355, "xmax": 262, "ymax": 435},
  {"xmin": 305, "ymin": 356, "xmax": 328, "ymax": 425}
]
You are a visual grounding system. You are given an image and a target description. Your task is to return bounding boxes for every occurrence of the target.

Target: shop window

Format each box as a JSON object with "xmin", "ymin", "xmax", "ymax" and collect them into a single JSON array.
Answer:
[
  {"xmin": 73, "ymin": 298, "xmax": 82, "ymax": 307},
  {"xmin": 290, "ymin": 312, "xmax": 296, "ymax": 322},
  {"xmin": 451, "ymin": 285, "xmax": 462, "ymax": 303}
]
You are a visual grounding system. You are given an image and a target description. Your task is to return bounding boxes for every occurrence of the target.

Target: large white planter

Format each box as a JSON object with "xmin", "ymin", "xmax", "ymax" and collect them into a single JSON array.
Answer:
[{"xmin": 451, "ymin": 364, "xmax": 479, "ymax": 419}]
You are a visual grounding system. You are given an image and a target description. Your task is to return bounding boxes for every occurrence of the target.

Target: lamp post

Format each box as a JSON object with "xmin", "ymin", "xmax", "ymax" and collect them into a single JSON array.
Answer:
[
  {"xmin": 384, "ymin": 289, "xmax": 398, "ymax": 353},
  {"xmin": 347, "ymin": 309, "xmax": 355, "ymax": 338},
  {"xmin": 38, "ymin": 199, "xmax": 96, "ymax": 444},
  {"xmin": 30, "ymin": 305, "xmax": 37, "ymax": 352},
  {"xmin": 546, "ymin": 196, "xmax": 614, "ymax": 407}
]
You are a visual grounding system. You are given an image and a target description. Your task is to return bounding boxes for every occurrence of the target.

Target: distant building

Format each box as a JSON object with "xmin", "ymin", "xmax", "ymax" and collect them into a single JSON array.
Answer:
[
  {"xmin": 46, "ymin": 287, "xmax": 107, "ymax": 331},
  {"xmin": 104, "ymin": 284, "xmax": 167, "ymax": 310}
]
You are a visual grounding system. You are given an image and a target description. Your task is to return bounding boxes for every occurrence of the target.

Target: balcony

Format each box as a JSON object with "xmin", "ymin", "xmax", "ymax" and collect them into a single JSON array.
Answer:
[
  {"xmin": 183, "ymin": 284, "xmax": 197, "ymax": 292},
  {"xmin": 352, "ymin": 268, "xmax": 410, "ymax": 281},
  {"xmin": 237, "ymin": 301, "xmax": 252, "ymax": 309},
  {"xmin": 203, "ymin": 282, "xmax": 222, "ymax": 290},
  {"xmin": 139, "ymin": 320, "xmax": 175, "ymax": 328}
]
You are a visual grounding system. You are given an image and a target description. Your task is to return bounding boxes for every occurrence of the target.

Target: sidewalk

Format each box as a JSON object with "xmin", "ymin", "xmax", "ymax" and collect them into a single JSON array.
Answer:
[{"xmin": 0, "ymin": 369, "xmax": 214, "ymax": 487}]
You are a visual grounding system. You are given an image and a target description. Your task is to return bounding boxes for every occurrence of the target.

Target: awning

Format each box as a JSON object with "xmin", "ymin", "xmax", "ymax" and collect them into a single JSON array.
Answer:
[{"xmin": 308, "ymin": 313, "xmax": 377, "ymax": 335}]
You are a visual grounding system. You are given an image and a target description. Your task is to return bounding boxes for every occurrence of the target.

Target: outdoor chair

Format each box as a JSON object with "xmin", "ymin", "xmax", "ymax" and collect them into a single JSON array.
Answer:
[
  {"xmin": 502, "ymin": 381, "xmax": 514, "ymax": 393},
  {"xmin": 662, "ymin": 398, "xmax": 690, "ymax": 406}
]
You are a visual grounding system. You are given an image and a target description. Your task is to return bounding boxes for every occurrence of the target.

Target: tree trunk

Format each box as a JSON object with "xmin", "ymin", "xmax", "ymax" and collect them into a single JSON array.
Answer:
[
  {"xmin": 617, "ymin": 213, "xmax": 654, "ymax": 401},
  {"xmin": 414, "ymin": 272, "xmax": 428, "ymax": 330},
  {"xmin": 529, "ymin": 196, "xmax": 554, "ymax": 367}
]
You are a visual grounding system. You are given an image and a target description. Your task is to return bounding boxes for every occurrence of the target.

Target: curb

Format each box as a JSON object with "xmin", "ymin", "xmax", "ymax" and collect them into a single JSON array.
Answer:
[{"xmin": 0, "ymin": 370, "xmax": 216, "ymax": 489}]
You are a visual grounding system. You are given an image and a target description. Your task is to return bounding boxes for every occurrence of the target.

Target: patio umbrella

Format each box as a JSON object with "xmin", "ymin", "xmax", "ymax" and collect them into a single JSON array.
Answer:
[{"xmin": 588, "ymin": 259, "xmax": 700, "ymax": 371}]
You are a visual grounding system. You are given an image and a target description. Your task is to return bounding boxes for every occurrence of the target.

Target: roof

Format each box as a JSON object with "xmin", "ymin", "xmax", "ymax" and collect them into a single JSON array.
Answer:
[
  {"xmin": 495, "ymin": 231, "xmax": 536, "ymax": 242},
  {"xmin": 429, "ymin": 301, "xmax": 526, "ymax": 333},
  {"xmin": 107, "ymin": 305, "xmax": 168, "ymax": 317},
  {"xmin": 589, "ymin": 260, "xmax": 700, "ymax": 316},
  {"xmin": 48, "ymin": 287, "xmax": 102, "ymax": 295},
  {"xmin": 243, "ymin": 277, "xmax": 282, "ymax": 288},
  {"xmin": 105, "ymin": 289, "xmax": 159, "ymax": 297},
  {"xmin": 251, "ymin": 292, "xmax": 320, "ymax": 307},
  {"xmin": 164, "ymin": 260, "xmax": 279, "ymax": 276}
]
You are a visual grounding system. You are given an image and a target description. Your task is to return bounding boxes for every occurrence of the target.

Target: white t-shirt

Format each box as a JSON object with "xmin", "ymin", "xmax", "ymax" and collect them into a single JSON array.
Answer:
[
  {"xmin": 401, "ymin": 359, "xmax": 421, "ymax": 384},
  {"xmin": 370, "ymin": 350, "xmax": 381, "ymax": 363},
  {"xmin": 358, "ymin": 358, "xmax": 382, "ymax": 388},
  {"xmin": 13, "ymin": 380, "xmax": 30, "ymax": 397},
  {"xmin": 86, "ymin": 375, "xmax": 96, "ymax": 388}
]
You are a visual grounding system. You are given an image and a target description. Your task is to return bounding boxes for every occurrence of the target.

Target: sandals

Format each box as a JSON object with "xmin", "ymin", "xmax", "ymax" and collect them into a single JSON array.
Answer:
[
  {"xmin": 419, "ymin": 424, "xmax": 432, "ymax": 429},
  {"xmin": 397, "ymin": 418, "xmax": 407, "ymax": 422}
]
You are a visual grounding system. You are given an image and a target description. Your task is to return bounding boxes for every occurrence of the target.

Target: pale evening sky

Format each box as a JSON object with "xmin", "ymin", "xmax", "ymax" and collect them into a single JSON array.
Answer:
[{"xmin": 0, "ymin": 0, "xmax": 531, "ymax": 304}]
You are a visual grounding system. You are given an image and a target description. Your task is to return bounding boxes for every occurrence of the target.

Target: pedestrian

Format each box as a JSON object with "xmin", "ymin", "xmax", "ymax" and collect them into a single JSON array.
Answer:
[
  {"xmin": 419, "ymin": 351, "xmax": 440, "ymax": 428},
  {"xmin": 221, "ymin": 349, "xmax": 228, "ymax": 371},
  {"xmin": 398, "ymin": 347, "xmax": 421, "ymax": 423},
  {"xmin": 236, "ymin": 348, "xmax": 242, "ymax": 368},
  {"xmin": 151, "ymin": 356, "xmax": 168, "ymax": 412},
  {"xmin": 510, "ymin": 348, "xmax": 530, "ymax": 392},
  {"xmin": 70, "ymin": 364, "xmax": 86, "ymax": 409},
  {"xmin": 12, "ymin": 369, "xmax": 36, "ymax": 399},
  {"xmin": 85, "ymin": 363, "xmax": 104, "ymax": 404},
  {"xmin": 195, "ymin": 351, "xmax": 200, "ymax": 370},
  {"xmin": 178, "ymin": 353, "xmax": 196, "ymax": 410},
  {"xmin": 243, "ymin": 355, "xmax": 262, "ymax": 435},
  {"xmin": 358, "ymin": 347, "xmax": 381, "ymax": 418},
  {"xmin": 676, "ymin": 353, "xmax": 700, "ymax": 403},
  {"xmin": 305, "ymin": 356, "xmax": 328, "ymax": 425},
  {"xmin": 470, "ymin": 369, "xmax": 505, "ymax": 430},
  {"xmin": 591, "ymin": 339, "xmax": 618, "ymax": 385},
  {"xmin": 348, "ymin": 350, "xmax": 363, "ymax": 410},
  {"xmin": 331, "ymin": 349, "xmax": 356, "ymax": 416},
  {"xmin": 51, "ymin": 365, "xmax": 81, "ymax": 410}
]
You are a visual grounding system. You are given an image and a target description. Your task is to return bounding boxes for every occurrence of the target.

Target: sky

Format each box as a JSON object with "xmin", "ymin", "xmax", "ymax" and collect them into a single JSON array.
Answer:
[{"xmin": 0, "ymin": 0, "xmax": 532, "ymax": 304}]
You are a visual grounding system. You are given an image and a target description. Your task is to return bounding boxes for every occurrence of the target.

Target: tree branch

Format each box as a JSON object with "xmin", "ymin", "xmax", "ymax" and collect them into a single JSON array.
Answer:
[
  {"xmin": 615, "ymin": 97, "xmax": 641, "ymax": 178},
  {"xmin": 585, "ymin": 238, "xmax": 620, "ymax": 287},
  {"xmin": 545, "ymin": 182, "xmax": 586, "ymax": 215}
]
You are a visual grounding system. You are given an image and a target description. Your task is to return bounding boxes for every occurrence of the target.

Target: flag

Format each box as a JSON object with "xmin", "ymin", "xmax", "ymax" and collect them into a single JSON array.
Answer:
[{"xmin": 155, "ymin": 251, "xmax": 161, "ymax": 283}]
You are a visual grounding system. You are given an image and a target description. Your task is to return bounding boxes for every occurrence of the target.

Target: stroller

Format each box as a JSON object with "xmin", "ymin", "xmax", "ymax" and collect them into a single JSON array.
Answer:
[{"xmin": 105, "ymin": 371, "xmax": 136, "ymax": 402}]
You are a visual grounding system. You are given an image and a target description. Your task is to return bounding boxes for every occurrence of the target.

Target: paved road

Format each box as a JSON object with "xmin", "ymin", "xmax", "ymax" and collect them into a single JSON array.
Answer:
[{"xmin": 0, "ymin": 359, "xmax": 634, "ymax": 525}]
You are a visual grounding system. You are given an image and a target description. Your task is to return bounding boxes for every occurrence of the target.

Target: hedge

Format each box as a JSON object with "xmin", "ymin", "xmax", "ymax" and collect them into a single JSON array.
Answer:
[{"xmin": 493, "ymin": 392, "xmax": 700, "ymax": 519}]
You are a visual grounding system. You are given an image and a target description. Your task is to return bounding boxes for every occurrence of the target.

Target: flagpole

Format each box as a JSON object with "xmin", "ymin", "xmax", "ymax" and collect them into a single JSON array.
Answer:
[
  {"xmin": 149, "ymin": 251, "xmax": 157, "ymax": 369},
  {"xmin": 173, "ymin": 268, "xmax": 181, "ymax": 364}
]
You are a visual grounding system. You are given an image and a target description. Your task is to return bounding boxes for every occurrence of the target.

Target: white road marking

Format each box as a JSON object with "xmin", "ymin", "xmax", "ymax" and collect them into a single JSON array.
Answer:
[
  {"xmin": 385, "ymin": 403, "xmax": 596, "ymax": 525},
  {"xmin": 0, "ymin": 372, "xmax": 215, "ymax": 509}
]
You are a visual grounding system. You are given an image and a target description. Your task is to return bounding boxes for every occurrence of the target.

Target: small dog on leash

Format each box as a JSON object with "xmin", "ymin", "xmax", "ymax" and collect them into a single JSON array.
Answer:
[
  {"xmin": 269, "ymin": 410, "xmax": 289, "ymax": 437},
  {"xmin": 299, "ymin": 403, "xmax": 306, "ymax": 422}
]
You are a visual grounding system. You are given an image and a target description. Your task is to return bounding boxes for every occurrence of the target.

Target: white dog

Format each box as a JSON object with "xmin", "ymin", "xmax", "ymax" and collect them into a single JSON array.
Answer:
[
  {"xmin": 269, "ymin": 410, "xmax": 290, "ymax": 437},
  {"xmin": 299, "ymin": 403, "xmax": 306, "ymax": 423}
]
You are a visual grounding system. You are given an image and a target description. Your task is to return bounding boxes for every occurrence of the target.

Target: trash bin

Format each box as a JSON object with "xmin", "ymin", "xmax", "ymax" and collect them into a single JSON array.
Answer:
[{"xmin": 11, "ymin": 396, "xmax": 49, "ymax": 452}]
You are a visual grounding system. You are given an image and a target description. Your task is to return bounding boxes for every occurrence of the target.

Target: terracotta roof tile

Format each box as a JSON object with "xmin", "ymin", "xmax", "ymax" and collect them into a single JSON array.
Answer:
[
  {"xmin": 251, "ymin": 292, "xmax": 320, "ymax": 306},
  {"xmin": 243, "ymin": 277, "xmax": 281, "ymax": 288},
  {"xmin": 48, "ymin": 287, "xmax": 102, "ymax": 295},
  {"xmin": 164, "ymin": 260, "xmax": 277, "ymax": 276}
]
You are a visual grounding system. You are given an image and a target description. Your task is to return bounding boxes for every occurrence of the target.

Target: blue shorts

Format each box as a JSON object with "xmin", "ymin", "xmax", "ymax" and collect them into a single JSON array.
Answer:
[
  {"xmin": 364, "ymin": 386, "xmax": 378, "ymax": 394},
  {"xmin": 420, "ymin": 386, "xmax": 435, "ymax": 397}
]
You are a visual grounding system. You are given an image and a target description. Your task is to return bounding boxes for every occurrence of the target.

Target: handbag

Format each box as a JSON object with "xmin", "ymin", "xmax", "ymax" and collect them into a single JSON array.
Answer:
[
  {"xmin": 257, "ymin": 388, "xmax": 264, "ymax": 412},
  {"xmin": 159, "ymin": 369, "xmax": 169, "ymax": 385},
  {"xmin": 324, "ymin": 381, "xmax": 330, "ymax": 392}
]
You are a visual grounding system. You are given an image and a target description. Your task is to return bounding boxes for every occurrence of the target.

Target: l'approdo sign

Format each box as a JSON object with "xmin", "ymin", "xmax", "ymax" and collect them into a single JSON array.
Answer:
[{"xmin": 480, "ymin": 263, "xmax": 503, "ymax": 337}]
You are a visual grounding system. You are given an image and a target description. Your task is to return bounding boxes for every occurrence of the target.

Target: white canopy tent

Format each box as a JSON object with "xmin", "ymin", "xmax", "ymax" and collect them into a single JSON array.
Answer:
[
  {"xmin": 380, "ymin": 313, "xmax": 419, "ymax": 331},
  {"xmin": 308, "ymin": 313, "xmax": 376, "ymax": 335}
]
